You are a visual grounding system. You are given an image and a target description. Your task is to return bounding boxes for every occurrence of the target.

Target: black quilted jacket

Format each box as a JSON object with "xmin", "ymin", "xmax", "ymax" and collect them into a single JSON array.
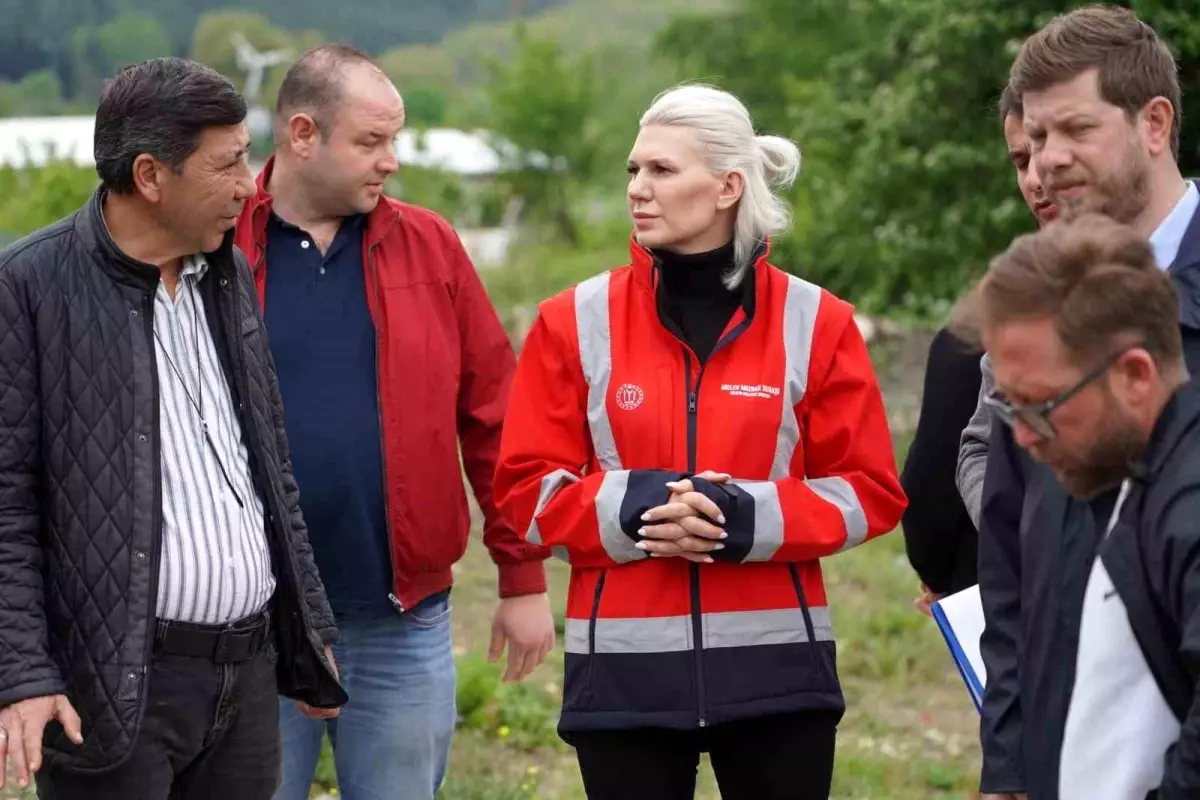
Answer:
[{"xmin": 0, "ymin": 189, "xmax": 347, "ymax": 773}]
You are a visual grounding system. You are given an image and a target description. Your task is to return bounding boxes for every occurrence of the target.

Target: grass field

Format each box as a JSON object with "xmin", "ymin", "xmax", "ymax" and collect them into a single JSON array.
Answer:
[
  {"xmin": 1, "ymin": 433, "xmax": 982, "ymax": 800},
  {"xmin": 426, "ymin": 445, "xmax": 982, "ymax": 800}
]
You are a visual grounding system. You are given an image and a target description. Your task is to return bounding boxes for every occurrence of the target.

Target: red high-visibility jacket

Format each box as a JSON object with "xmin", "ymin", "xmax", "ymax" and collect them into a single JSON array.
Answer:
[{"xmin": 494, "ymin": 241, "xmax": 907, "ymax": 731}]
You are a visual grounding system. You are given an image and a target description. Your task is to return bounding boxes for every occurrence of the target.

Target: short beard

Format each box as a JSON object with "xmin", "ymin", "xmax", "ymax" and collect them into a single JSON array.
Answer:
[
  {"xmin": 1055, "ymin": 411, "xmax": 1146, "ymax": 500},
  {"xmin": 1061, "ymin": 135, "xmax": 1150, "ymax": 226}
]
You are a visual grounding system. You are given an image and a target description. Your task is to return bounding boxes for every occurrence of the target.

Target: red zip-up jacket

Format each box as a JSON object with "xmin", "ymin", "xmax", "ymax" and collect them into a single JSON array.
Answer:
[
  {"xmin": 494, "ymin": 241, "xmax": 906, "ymax": 731},
  {"xmin": 235, "ymin": 157, "xmax": 548, "ymax": 611}
]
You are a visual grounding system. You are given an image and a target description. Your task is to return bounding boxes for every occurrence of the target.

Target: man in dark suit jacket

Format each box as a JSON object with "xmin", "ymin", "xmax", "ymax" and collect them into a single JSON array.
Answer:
[{"xmin": 974, "ymin": 8, "xmax": 1200, "ymax": 799}]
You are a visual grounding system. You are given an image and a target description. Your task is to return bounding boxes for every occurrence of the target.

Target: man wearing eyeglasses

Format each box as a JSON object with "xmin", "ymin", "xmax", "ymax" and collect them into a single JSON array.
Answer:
[
  {"xmin": 964, "ymin": 212, "xmax": 1200, "ymax": 798},
  {"xmin": 962, "ymin": 8, "xmax": 1200, "ymax": 800}
]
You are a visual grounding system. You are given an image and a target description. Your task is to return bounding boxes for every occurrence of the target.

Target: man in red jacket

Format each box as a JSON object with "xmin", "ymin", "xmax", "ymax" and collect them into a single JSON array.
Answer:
[{"xmin": 233, "ymin": 44, "xmax": 554, "ymax": 800}]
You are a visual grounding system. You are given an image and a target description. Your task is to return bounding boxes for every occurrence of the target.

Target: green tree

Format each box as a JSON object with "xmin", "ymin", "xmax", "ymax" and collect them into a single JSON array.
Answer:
[
  {"xmin": 658, "ymin": 0, "xmax": 1200, "ymax": 316},
  {"xmin": 483, "ymin": 25, "xmax": 600, "ymax": 245},
  {"xmin": 97, "ymin": 14, "xmax": 173, "ymax": 74},
  {"xmin": 69, "ymin": 14, "xmax": 173, "ymax": 99},
  {"xmin": 402, "ymin": 85, "xmax": 448, "ymax": 127},
  {"xmin": 12, "ymin": 69, "xmax": 65, "ymax": 116},
  {"xmin": 0, "ymin": 82, "xmax": 16, "ymax": 117}
]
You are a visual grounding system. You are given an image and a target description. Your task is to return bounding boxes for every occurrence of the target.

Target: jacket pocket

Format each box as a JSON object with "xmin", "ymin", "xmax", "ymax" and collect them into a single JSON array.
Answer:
[
  {"xmin": 585, "ymin": 569, "xmax": 608, "ymax": 703},
  {"xmin": 403, "ymin": 590, "xmax": 453, "ymax": 630},
  {"xmin": 788, "ymin": 563, "xmax": 818, "ymax": 649},
  {"xmin": 561, "ymin": 569, "xmax": 607, "ymax": 715},
  {"xmin": 588, "ymin": 570, "xmax": 608, "ymax": 662}
]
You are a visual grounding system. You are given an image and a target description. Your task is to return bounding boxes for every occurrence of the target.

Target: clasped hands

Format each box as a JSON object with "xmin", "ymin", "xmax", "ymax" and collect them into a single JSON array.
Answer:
[{"xmin": 634, "ymin": 470, "xmax": 732, "ymax": 563}]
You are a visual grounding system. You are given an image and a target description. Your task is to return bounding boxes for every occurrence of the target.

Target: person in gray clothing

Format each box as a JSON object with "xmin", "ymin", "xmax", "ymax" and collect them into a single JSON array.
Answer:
[
  {"xmin": 955, "ymin": 86, "xmax": 1059, "ymax": 530},
  {"xmin": 906, "ymin": 84, "xmax": 1059, "ymax": 613},
  {"xmin": 958, "ymin": 354, "xmax": 996, "ymax": 529}
]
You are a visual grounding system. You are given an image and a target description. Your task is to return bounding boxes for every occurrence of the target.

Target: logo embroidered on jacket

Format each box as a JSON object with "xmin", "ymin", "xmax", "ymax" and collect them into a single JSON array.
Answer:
[
  {"xmin": 720, "ymin": 383, "xmax": 782, "ymax": 399},
  {"xmin": 615, "ymin": 383, "xmax": 645, "ymax": 411}
]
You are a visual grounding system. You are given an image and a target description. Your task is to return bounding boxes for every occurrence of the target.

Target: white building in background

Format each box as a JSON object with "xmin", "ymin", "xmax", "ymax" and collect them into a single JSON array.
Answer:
[
  {"xmin": 0, "ymin": 116, "xmax": 537, "ymax": 267},
  {"xmin": 0, "ymin": 116, "xmax": 96, "ymax": 169},
  {"xmin": 0, "ymin": 116, "xmax": 536, "ymax": 175},
  {"xmin": 392, "ymin": 128, "xmax": 550, "ymax": 268},
  {"xmin": 394, "ymin": 128, "xmax": 552, "ymax": 177}
]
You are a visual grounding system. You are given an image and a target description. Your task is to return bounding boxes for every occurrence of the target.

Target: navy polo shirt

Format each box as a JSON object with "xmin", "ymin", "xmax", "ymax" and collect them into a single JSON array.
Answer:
[{"xmin": 263, "ymin": 212, "xmax": 393, "ymax": 618}]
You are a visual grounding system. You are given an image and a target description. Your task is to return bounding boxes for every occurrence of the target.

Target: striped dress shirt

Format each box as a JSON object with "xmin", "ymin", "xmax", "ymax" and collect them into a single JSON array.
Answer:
[{"xmin": 153, "ymin": 255, "xmax": 275, "ymax": 624}]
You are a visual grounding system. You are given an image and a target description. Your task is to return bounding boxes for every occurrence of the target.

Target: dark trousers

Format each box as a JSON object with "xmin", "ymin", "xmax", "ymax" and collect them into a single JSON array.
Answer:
[
  {"xmin": 568, "ymin": 710, "xmax": 840, "ymax": 800},
  {"xmin": 37, "ymin": 615, "xmax": 280, "ymax": 800}
]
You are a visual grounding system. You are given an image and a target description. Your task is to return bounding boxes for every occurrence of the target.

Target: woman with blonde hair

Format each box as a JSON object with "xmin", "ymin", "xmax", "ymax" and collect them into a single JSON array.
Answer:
[{"xmin": 494, "ymin": 84, "xmax": 906, "ymax": 799}]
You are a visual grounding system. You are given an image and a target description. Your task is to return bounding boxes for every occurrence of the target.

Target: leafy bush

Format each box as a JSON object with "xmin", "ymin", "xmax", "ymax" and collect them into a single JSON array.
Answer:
[
  {"xmin": 0, "ymin": 162, "xmax": 98, "ymax": 242},
  {"xmin": 456, "ymin": 652, "xmax": 561, "ymax": 752}
]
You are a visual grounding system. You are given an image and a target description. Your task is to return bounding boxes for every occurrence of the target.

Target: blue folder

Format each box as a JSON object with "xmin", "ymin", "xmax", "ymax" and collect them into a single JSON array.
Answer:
[{"xmin": 931, "ymin": 584, "xmax": 986, "ymax": 712}]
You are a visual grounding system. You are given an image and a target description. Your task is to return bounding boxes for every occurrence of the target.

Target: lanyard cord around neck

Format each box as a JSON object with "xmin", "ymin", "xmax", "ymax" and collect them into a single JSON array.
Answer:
[{"xmin": 152, "ymin": 274, "xmax": 245, "ymax": 508}]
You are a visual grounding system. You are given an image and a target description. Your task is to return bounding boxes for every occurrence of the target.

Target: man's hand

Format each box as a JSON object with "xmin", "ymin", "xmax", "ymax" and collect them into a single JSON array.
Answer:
[
  {"xmin": 637, "ymin": 471, "xmax": 731, "ymax": 563},
  {"xmin": 981, "ymin": 793, "xmax": 1027, "ymax": 800},
  {"xmin": 0, "ymin": 694, "xmax": 83, "ymax": 790},
  {"xmin": 294, "ymin": 645, "xmax": 340, "ymax": 720},
  {"xmin": 489, "ymin": 593, "xmax": 556, "ymax": 683},
  {"xmin": 914, "ymin": 583, "xmax": 942, "ymax": 617}
]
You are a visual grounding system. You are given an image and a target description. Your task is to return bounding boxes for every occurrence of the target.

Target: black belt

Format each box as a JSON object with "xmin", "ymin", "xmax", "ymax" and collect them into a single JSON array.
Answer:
[{"xmin": 154, "ymin": 607, "xmax": 272, "ymax": 664}]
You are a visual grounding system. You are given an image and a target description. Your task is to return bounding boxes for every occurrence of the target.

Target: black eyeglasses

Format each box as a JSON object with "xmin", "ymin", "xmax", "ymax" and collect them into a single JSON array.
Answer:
[{"xmin": 983, "ymin": 345, "xmax": 1140, "ymax": 440}]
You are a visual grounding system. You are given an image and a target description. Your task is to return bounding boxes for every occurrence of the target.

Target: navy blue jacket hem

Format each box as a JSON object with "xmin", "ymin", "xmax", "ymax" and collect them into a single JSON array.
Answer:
[{"xmin": 557, "ymin": 689, "xmax": 846, "ymax": 734}]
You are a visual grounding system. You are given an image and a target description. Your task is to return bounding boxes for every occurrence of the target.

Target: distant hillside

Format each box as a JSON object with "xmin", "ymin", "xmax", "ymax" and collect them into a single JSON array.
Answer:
[
  {"xmin": 0, "ymin": 0, "xmax": 570, "ymax": 84},
  {"xmin": 378, "ymin": 0, "xmax": 734, "ymax": 94}
]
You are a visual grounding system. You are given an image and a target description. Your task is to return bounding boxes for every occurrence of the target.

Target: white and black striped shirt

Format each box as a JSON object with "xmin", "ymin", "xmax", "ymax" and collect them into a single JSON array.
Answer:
[{"xmin": 153, "ymin": 255, "xmax": 275, "ymax": 624}]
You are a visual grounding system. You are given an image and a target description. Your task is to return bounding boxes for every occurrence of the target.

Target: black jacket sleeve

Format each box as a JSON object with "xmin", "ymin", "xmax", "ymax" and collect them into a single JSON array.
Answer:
[
  {"xmin": 0, "ymin": 260, "xmax": 66, "ymax": 707},
  {"xmin": 1156, "ymin": 488, "xmax": 1200, "ymax": 797},
  {"xmin": 235, "ymin": 251, "xmax": 338, "ymax": 646},
  {"xmin": 978, "ymin": 421, "xmax": 1028, "ymax": 794},
  {"xmin": 901, "ymin": 327, "xmax": 984, "ymax": 594}
]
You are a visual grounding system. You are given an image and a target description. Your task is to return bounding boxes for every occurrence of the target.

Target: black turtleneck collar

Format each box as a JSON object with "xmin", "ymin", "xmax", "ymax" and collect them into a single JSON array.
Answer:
[
  {"xmin": 653, "ymin": 240, "xmax": 738, "ymax": 298},
  {"xmin": 652, "ymin": 240, "xmax": 750, "ymax": 364}
]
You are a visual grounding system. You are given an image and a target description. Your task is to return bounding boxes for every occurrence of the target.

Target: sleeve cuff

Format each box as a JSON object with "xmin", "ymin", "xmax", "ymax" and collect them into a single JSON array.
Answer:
[
  {"xmin": 980, "ymin": 764, "xmax": 1026, "ymax": 795},
  {"xmin": 498, "ymin": 559, "xmax": 548, "ymax": 598},
  {"xmin": 619, "ymin": 469, "xmax": 689, "ymax": 538},
  {"xmin": 318, "ymin": 624, "xmax": 341, "ymax": 646}
]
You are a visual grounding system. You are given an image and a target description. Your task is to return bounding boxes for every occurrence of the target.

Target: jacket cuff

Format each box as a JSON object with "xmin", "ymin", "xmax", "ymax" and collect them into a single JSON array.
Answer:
[
  {"xmin": 317, "ymin": 624, "xmax": 340, "ymax": 646},
  {"xmin": 619, "ymin": 469, "xmax": 690, "ymax": 538},
  {"xmin": 0, "ymin": 675, "xmax": 67, "ymax": 710},
  {"xmin": 979, "ymin": 764, "xmax": 1026, "ymax": 795},
  {"xmin": 694, "ymin": 479, "xmax": 753, "ymax": 563},
  {"xmin": 498, "ymin": 560, "xmax": 548, "ymax": 598}
]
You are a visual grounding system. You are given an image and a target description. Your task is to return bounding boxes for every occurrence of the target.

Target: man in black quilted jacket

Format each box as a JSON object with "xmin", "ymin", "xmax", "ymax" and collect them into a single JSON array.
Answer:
[{"xmin": 0, "ymin": 58, "xmax": 347, "ymax": 799}]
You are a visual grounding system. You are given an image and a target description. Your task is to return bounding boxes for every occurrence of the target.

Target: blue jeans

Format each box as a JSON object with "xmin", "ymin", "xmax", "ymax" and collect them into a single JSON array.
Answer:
[{"xmin": 274, "ymin": 591, "xmax": 457, "ymax": 800}]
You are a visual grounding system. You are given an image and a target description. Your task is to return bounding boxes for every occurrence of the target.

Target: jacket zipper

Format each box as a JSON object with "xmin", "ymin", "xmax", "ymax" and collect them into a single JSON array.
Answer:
[
  {"xmin": 683, "ymin": 350, "xmax": 707, "ymax": 728},
  {"xmin": 649, "ymin": 249, "xmax": 758, "ymax": 729},
  {"xmin": 682, "ymin": 329, "xmax": 747, "ymax": 728},
  {"xmin": 143, "ymin": 291, "xmax": 164, "ymax": 693},
  {"xmin": 364, "ymin": 242, "xmax": 404, "ymax": 614}
]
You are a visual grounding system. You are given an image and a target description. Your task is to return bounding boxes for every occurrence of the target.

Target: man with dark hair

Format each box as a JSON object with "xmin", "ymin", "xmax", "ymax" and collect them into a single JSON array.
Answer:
[
  {"xmin": 232, "ymin": 45, "xmax": 554, "ymax": 800},
  {"xmin": 952, "ymin": 84, "xmax": 1062, "ymax": 535},
  {"xmin": 903, "ymin": 82, "xmax": 1058, "ymax": 610},
  {"xmin": 969, "ymin": 213, "xmax": 1200, "ymax": 797},
  {"xmin": 968, "ymin": 6, "xmax": 1200, "ymax": 799},
  {"xmin": 0, "ymin": 57, "xmax": 346, "ymax": 800}
]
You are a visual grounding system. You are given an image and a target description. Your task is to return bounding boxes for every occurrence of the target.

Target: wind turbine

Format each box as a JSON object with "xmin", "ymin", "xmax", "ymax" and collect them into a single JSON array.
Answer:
[
  {"xmin": 229, "ymin": 32, "xmax": 292, "ymax": 139},
  {"xmin": 229, "ymin": 31, "xmax": 291, "ymax": 109}
]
